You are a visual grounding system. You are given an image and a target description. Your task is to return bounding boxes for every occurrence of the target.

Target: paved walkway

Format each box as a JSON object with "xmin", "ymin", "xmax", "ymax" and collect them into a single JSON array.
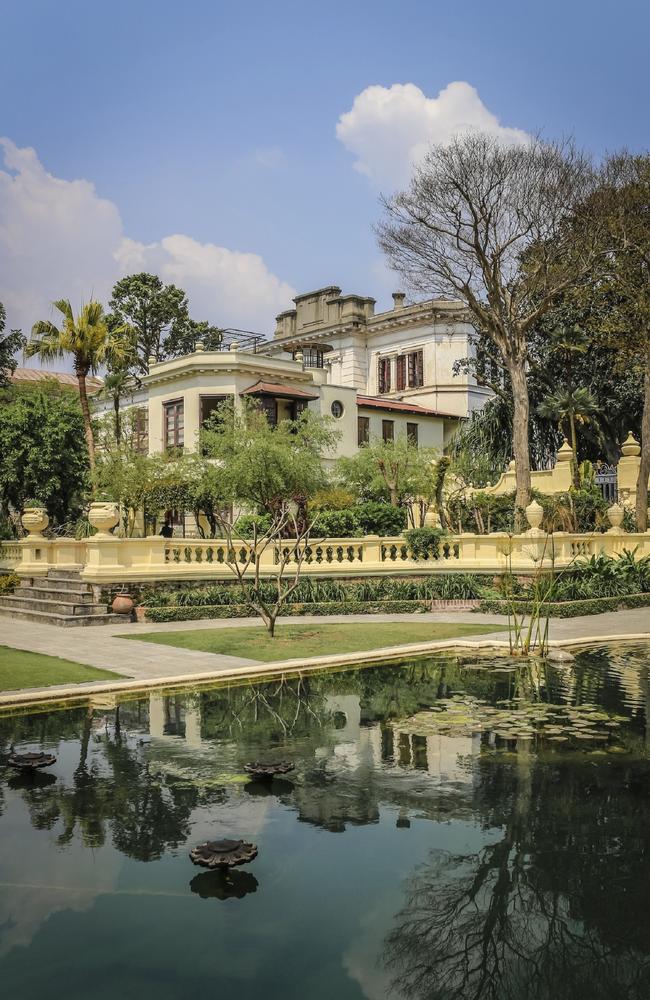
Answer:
[{"xmin": 1, "ymin": 608, "xmax": 649, "ymax": 689}]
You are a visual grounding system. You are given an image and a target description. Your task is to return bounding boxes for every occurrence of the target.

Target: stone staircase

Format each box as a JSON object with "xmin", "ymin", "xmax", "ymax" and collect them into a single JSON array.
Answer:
[{"xmin": 0, "ymin": 569, "xmax": 123, "ymax": 627}]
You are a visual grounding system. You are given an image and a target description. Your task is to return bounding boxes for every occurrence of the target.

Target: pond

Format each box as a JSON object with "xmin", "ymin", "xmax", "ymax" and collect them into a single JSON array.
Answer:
[{"xmin": 1, "ymin": 644, "xmax": 650, "ymax": 1000}]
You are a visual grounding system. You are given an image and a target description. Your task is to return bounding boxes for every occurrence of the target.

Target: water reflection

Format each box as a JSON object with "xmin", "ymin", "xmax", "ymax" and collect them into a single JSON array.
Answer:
[
  {"xmin": 0, "ymin": 644, "xmax": 649, "ymax": 997},
  {"xmin": 190, "ymin": 869, "xmax": 259, "ymax": 901}
]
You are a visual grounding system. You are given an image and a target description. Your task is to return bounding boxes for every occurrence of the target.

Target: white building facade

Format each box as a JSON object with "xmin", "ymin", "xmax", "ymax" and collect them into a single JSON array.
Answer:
[{"xmin": 94, "ymin": 285, "xmax": 486, "ymax": 463}]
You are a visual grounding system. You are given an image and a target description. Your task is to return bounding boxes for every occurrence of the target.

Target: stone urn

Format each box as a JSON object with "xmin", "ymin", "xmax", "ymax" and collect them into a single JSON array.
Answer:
[
  {"xmin": 112, "ymin": 592, "xmax": 134, "ymax": 616},
  {"xmin": 525, "ymin": 499, "xmax": 544, "ymax": 534},
  {"xmin": 606, "ymin": 502, "xmax": 625, "ymax": 534},
  {"xmin": 21, "ymin": 506, "xmax": 49, "ymax": 537},
  {"xmin": 88, "ymin": 501, "xmax": 120, "ymax": 537}
]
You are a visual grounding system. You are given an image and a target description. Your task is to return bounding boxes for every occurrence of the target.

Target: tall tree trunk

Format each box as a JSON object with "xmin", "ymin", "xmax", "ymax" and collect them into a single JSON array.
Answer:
[
  {"xmin": 113, "ymin": 394, "xmax": 121, "ymax": 444},
  {"xmin": 76, "ymin": 367, "xmax": 96, "ymax": 472},
  {"xmin": 568, "ymin": 413, "xmax": 580, "ymax": 488},
  {"xmin": 636, "ymin": 341, "xmax": 650, "ymax": 531},
  {"xmin": 508, "ymin": 358, "xmax": 532, "ymax": 530}
]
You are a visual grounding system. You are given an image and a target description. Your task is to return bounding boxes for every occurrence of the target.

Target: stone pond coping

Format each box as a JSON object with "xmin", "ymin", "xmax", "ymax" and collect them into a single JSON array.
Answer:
[{"xmin": 1, "ymin": 630, "xmax": 649, "ymax": 713}]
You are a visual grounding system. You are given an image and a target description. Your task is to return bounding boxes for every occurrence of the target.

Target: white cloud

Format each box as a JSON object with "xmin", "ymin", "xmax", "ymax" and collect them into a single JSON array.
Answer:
[
  {"xmin": 336, "ymin": 81, "xmax": 529, "ymax": 190},
  {"xmin": 0, "ymin": 137, "xmax": 294, "ymax": 339}
]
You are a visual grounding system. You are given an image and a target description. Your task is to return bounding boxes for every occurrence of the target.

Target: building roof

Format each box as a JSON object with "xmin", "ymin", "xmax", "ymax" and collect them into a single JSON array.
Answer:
[
  {"xmin": 356, "ymin": 395, "xmax": 457, "ymax": 419},
  {"xmin": 10, "ymin": 367, "xmax": 103, "ymax": 394},
  {"xmin": 241, "ymin": 379, "xmax": 319, "ymax": 400}
]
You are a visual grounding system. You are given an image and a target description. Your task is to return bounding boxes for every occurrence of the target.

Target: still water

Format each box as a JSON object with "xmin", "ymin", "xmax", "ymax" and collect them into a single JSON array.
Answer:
[{"xmin": 1, "ymin": 644, "xmax": 650, "ymax": 1000}]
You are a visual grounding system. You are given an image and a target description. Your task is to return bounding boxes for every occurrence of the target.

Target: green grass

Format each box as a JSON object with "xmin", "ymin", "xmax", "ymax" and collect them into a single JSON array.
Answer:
[
  {"xmin": 124, "ymin": 621, "xmax": 504, "ymax": 663},
  {"xmin": 0, "ymin": 646, "xmax": 123, "ymax": 691}
]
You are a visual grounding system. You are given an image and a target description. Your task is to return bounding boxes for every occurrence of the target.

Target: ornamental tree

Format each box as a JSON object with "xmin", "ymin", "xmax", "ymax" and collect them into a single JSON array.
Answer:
[{"xmin": 378, "ymin": 133, "xmax": 601, "ymax": 525}]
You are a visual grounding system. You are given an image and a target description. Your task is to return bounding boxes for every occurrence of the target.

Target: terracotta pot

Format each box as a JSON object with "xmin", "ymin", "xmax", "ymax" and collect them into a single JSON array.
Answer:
[
  {"xmin": 88, "ymin": 501, "xmax": 119, "ymax": 537},
  {"xmin": 21, "ymin": 507, "xmax": 49, "ymax": 536},
  {"xmin": 135, "ymin": 605, "xmax": 147, "ymax": 622},
  {"xmin": 112, "ymin": 593, "xmax": 134, "ymax": 616}
]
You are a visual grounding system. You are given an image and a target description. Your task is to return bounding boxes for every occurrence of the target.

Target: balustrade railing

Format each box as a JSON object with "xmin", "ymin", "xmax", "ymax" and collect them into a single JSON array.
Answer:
[{"xmin": 5, "ymin": 528, "xmax": 648, "ymax": 583}]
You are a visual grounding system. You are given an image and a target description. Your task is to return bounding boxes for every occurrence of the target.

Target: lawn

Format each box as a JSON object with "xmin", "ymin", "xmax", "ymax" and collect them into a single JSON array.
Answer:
[
  {"xmin": 0, "ymin": 646, "xmax": 123, "ymax": 691},
  {"xmin": 124, "ymin": 621, "xmax": 504, "ymax": 663}
]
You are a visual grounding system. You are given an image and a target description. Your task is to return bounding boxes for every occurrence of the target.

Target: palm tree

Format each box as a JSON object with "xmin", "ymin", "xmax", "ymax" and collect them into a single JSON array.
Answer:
[
  {"xmin": 98, "ymin": 367, "xmax": 132, "ymax": 445},
  {"xmin": 537, "ymin": 387, "xmax": 602, "ymax": 486},
  {"xmin": 26, "ymin": 299, "xmax": 130, "ymax": 471}
]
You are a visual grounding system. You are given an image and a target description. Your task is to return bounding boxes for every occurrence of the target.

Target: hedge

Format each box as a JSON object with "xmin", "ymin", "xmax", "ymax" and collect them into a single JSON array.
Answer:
[
  {"xmin": 477, "ymin": 592, "xmax": 650, "ymax": 619},
  {"xmin": 143, "ymin": 599, "xmax": 431, "ymax": 623}
]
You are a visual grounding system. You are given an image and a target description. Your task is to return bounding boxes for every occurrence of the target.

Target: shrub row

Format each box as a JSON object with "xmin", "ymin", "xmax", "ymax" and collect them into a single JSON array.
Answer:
[
  {"xmin": 477, "ymin": 593, "xmax": 650, "ymax": 618},
  {"xmin": 144, "ymin": 599, "xmax": 432, "ymax": 623},
  {"xmin": 141, "ymin": 573, "xmax": 487, "ymax": 609}
]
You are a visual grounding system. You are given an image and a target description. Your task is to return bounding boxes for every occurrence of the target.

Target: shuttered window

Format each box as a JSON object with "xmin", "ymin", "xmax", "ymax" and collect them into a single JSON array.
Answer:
[
  {"xmin": 378, "ymin": 357, "xmax": 391, "ymax": 394},
  {"xmin": 163, "ymin": 399, "xmax": 184, "ymax": 451},
  {"xmin": 407, "ymin": 350, "xmax": 424, "ymax": 388}
]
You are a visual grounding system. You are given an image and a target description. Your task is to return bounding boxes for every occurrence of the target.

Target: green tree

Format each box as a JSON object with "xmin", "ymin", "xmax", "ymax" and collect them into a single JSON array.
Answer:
[
  {"xmin": 378, "ymin": 134, "xmax": 600, "ymax": 525},
  {"xmin": 596, "ymin": 154, "xmax": 650, "ymax": 528},
  {"xmin": 26, "ymin": 299, "xmax": 130, "ymax": 472},
  {"xmin": 201, "ymin": 398, "xmax": 339, "ymax": 635},
  {"xmin": 537, "ymin": 387, "xmax": 601, "ymax": 486},
  {"xmin": 0, "ymin": 302, "xmax": 25, "ymax": 388},
  {"xmin": 0, "ymin": 382, "xmax": 89, "ymax": 526},
  {"xmin": 336, "ymin": 437, "xmax": 438, "ymax": 510},
  {"xmin": 107, "ymin": 273, "xmax": 223, "ymax": 372}
]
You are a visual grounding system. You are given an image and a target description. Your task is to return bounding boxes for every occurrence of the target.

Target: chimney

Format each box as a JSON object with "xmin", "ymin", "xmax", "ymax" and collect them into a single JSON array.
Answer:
[{"xmin": 392, "ymin": 291, "xmax": 406, "ymax": 310}]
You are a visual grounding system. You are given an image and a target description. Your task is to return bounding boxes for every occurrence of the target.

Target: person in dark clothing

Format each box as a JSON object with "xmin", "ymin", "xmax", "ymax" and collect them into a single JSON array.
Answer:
[{"xmin": 159, "ymin": 515, "xmax": 173, "ymax": 538}]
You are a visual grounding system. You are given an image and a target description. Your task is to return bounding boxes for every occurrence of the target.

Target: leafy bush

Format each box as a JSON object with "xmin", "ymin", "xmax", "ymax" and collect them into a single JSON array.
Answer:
[
  {"xmin": 354, "ymin": 501, "xmax": 406, "ymax": 536},
  {"xmin": 314, "ymin": 509, "xmax": 359, "ymax": 537},
  {"xmin": 141, "ymin": 573, "xmax": 489, "ymax": 610},
  {"xmin": 232, "ymin": 513, "xmax": 272, "ymax": 538},
  {"xmin": 404, "ymin": 527, "xmax": 445, "ymax": 559},
  {"xmin": 0, "ymin": 572, "xmax": 19, "ymax": 594},
  {"xmin": 309, "ymin": 487, "xmax": 357, "ymax": 512}
]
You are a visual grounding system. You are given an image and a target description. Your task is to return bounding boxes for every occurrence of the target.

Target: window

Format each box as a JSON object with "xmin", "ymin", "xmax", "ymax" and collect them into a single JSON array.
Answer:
[
  {"xmin": 163, "ymin": 399, "xmax": 184, "ymax": 451},
  {"xmin": 407, "ymin": 350, "xmax": 424, "ymax": 388},
  {"xmin": 297, "ymin": 347, "xmax": 324, "ymax": 369},
  {"xmin": 396, "ymin": 355, "xmax": 406, "ymax": 392},
  {"xmin": 378, "ymin": 357, "xmax": 391, "ymax": 394},
  {"xmin": 358, "ymin": 416, "xmax": 370, "ymax": 446},
  {"xmin": 331, "ymin": 400, "xmax": 344, "ymax": 419},
  {"xmin": 200, "ymin": 395, "xmax": 230, "ymax": 429},
  {"xmin": 292, "ymin": 399, "xmax": 308, "ymax": 420},
  {"xmin": 134, "ymin": 408, "xmax": 148, "ymax": 454},
  {"xmin": 257, "ymin": 396, "xmax": 278, "ymax": 427},
  {"xmin": 382, "ymin": 419, "xmax": 394, "ymax": 443},
  {"xmin": 407, "ymin": 422, "xmax": 419, "ymax": 447}
]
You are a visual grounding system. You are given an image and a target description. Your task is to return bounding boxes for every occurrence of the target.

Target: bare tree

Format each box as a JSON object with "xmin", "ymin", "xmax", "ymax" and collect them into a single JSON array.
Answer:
[
  {"xmin": 377, "ymin": 134, "xmax": 599, "ymax": 523},
  {"xmin": 214, "ymin": 503, "xmax": 321, "ymax": 638}
]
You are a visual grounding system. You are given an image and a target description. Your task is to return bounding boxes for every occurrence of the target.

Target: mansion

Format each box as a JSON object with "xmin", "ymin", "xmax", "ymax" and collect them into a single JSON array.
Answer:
[{"xmin": 93, "ymin": 285, "xmax": 488, "ymax": 461}]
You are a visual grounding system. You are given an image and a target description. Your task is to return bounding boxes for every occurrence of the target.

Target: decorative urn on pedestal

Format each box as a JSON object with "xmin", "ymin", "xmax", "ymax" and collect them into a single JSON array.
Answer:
[
  {"xmin": 524, "ymin": 499, "xmax": 545, "ymax": 535},
  {"xmin": 606, "ymin": 503, "xmax": 625, "ymax": 534},
  {"xmin": 88, "ymin": 501, "xmax": 120, "ymax": 537},
  {"xmin": 21, "ymin": 502, "xmax": 49, "ymax": 537}
]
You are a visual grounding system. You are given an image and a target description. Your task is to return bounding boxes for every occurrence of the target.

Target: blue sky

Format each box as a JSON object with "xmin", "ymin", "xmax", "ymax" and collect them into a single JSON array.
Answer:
[{"xmin": 1, "ymin": 0, "xmax": 649, "ymax": 338}]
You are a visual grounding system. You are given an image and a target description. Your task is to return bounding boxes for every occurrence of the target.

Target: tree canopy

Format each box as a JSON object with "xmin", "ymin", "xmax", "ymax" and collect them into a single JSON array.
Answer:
[{"xmin": 0, "ymin": 302, "xmax": 25, "ymax": 388}]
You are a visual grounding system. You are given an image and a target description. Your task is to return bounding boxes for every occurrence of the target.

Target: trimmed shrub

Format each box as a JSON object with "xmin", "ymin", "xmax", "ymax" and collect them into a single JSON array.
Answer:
[
  {"xmin": 355, "ymin": 501, "xmax": 406, "ymax": 536},
  {"xmin": 232, "ymin": 513, "xmax": 272, "ymax": 538},
  {"xmin": 314, "ymin": 509, "xmax": 359, "ymax": 537},
  {"xmin": 478, "ymin": 593, "xmax": 650, "ymax": 618},
  {"xmin": 403, "ymin": 527, "xmax": 445, "ymax": 559},
  {"xmin": 0, "ymin": 572, "xmax": 19, "ymax": 594}
]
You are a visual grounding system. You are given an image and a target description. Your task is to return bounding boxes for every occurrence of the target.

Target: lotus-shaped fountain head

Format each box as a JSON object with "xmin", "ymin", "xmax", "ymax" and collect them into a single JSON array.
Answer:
[
  {"xmin": 244, "ymin": 760, "xmax": 295, "ymax": 781},
  {"xmin": 8, "ymin": 750, "xmax": 56, "ymax": 771},
  {"xmin": 189, "ymin": 838, "xmax": 258, "ymax": 869}
]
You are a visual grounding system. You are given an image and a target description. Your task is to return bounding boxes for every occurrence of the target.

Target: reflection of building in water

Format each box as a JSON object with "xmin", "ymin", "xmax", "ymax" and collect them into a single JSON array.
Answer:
[{"xmin": 149, "ymin": 693, "xmax": 202, "ymax": 747}]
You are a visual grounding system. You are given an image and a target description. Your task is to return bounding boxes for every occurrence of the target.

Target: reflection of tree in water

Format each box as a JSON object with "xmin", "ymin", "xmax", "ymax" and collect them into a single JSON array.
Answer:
[
  {"xmin": 384, "ymin": 753, "xmax": 650, "ymax": 1000},
  {"xmin": 6, "ymin": 706, "xmax": 206, "ymax": 861}
]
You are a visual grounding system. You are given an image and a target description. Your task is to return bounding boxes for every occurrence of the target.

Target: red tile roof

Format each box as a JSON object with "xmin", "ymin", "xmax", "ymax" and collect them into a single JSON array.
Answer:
[
  {"xmin": 356, "ymin": 395, "xmax": 456, "ymax": 418},
  {"xmin": 241, "ymin": 379, "xmax": 319, "ymax": 400},
  {"xmin": 10, "ymin": 368, "xmax": 103, "ymax": 394}
]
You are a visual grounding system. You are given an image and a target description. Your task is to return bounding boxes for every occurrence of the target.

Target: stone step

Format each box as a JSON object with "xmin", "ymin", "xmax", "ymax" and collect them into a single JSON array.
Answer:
[
  {"xmin": 18, "ymin": 584, "xmax": 94, "ymax": 603},
  {"xmin": 0, "ymin": 606, "xmax": 122, "ymax": 627},
  {"xmin": 46, "ymin": 568, "xmax": 84, "ymax": 581},
  {"xmin": 0, "ymin": 594, "xmax": 109, "ymax": 616}
]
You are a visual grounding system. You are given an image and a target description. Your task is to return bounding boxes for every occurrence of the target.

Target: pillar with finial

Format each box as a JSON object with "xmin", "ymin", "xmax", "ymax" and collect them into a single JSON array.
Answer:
[{"xmin": 617, "ymin": 431, "xmax": 641, "ymax": 509}]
